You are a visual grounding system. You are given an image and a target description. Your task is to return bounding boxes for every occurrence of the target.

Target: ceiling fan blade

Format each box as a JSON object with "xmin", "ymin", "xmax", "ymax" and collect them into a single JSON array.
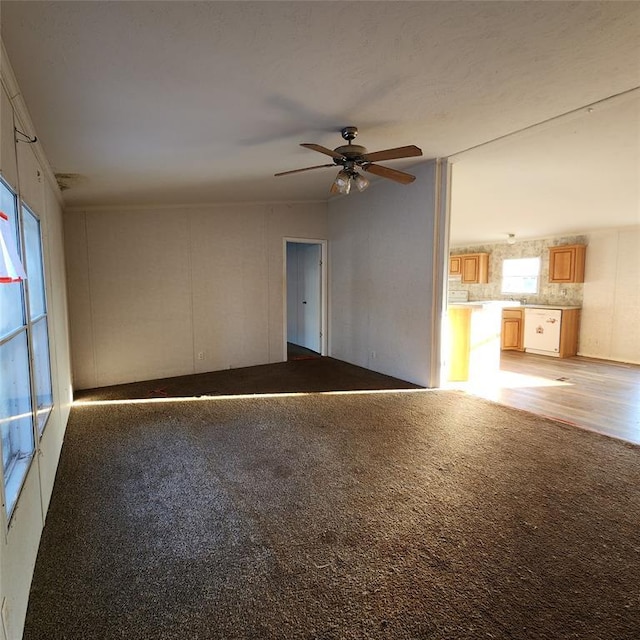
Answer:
[
  {"xmin": 274, "ymin": 163, "xmax": 335, "ymax": 177},
  {"xmin": 361, "ymin": 145, "xmax": 423, "ymax": 163},
  {"xmin": 300, "ymin": 143, "xmax": 345, "ymax": 160},
  {"xmin": 363, "ymin": 163, "xmax": 416, "ymax": 185}
]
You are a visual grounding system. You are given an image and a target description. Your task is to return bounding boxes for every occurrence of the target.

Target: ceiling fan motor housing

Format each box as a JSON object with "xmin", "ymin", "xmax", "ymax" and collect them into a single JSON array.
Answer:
[
  {"xmin": 335, "ymin": 126, "xmax": 367, "ymax": 162},
  {"xmin": 333, "ymin": 144, "xmax": 368, "ymax": 162}
]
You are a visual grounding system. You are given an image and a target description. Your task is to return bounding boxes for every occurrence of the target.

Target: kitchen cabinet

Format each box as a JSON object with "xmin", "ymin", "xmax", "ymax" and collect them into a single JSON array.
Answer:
[
  {"xmin": 501, "ymin": 308, "xmax": 524, "ymax": 351},
  {"xmin": 449, "ymin": 253, "xmax": 489, "ymax": 283},
  {"xmin": 523, "ymin": 307, "xmax": 580, "ymax": 358},
  {"xmin": 548, "ymin": 244, "xmax": 586, "ymax": 283},
  {"xmin": 449, "ymin": 256, "xmax": 462, "ymax": 276}
]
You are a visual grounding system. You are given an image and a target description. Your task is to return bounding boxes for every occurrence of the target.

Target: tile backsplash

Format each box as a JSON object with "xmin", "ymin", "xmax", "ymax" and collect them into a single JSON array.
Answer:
[{"xmin": 449, "ymin": 235, "xmax": 586, "ymax": 307}]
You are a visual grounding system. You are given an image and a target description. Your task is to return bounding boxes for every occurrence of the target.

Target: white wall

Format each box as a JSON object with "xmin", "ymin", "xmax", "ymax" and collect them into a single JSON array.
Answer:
[
  {"xmin": 580, "ymin": 226, "xmax": 640, "ymax": 364},
  {"xmin": 1, "ymin": 48, "xmax": 73, "ymax": 640},
  {"xmin": 65, "ymin": 203, "xmax": 327, "ymax": 389},
  {"xmin": 328, "ymin": 160, "xmax": 448, "ymax": 387}
]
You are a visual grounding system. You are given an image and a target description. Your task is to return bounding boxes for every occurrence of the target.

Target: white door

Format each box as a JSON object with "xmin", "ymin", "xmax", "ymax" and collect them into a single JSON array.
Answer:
[
  {"xmin": 286, "ymin": 241, "xmax": 322, "ymax": 353},
  {"xmin": 298, "ymin": 243, "xmax": 321, "ymax": 353}
]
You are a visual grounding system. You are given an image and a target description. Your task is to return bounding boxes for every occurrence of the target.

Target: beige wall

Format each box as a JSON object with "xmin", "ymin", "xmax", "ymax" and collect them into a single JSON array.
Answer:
[
  {"xmin": 328, "ymin": 160, "xmax": 448, "ymax": 387},
  {"xmin": 580, "ymin": 226, "xmax": 640, "ymax": 364},
  {"xmin": 1, "ymin": 60, "xmax": 73, "ymax": 640},
  {"xmin": 65, "ymin": 203, "xmax": 328, "ymax": 389}
]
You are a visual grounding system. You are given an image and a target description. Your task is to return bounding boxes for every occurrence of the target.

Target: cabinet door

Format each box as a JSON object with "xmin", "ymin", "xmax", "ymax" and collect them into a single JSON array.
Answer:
[
  {"xmin": 501, "ymin": 308, "xmax": 523, "ymax": 350},
  {"xmin": 449, "ymin": 256, "xmax": 462, "ymax": 275},
  {"xmin": 461, "ymin": 256, "xmax": 479, "ymax": 283},
  {"xmin": 460, "ymin": 253, "xmax": 489, "ymax": 283},
  {"xmin": 501, "ymin": 318, "xmax": 522, "ymax": 350},
  {"xmin": 549, "ymin": 245, "xmax": 586, "ymax": 283}
]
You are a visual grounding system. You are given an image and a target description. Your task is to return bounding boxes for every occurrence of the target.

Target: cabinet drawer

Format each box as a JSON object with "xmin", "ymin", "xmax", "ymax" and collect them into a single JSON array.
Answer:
[{"xmin": 502, "ymin": 308, "xmax": 523, "ymax": 320}]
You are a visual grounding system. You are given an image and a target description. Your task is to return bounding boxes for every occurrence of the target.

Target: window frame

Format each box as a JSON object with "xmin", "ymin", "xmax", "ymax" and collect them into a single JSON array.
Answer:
[
  {"xmin": 0, "ymin": 177, "xmax": 54, "ymax": 522},
  {"xmin": 501, "ymin": 256, "xmax": 541, "ymax": 296},
  {"xmin": 21, "ymin": 203, "xmax": 53, "ymax": 436}
]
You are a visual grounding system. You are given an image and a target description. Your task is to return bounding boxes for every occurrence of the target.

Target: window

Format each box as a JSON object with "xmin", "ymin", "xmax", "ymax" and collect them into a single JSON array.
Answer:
[
  {"xmin": 0, "ymin": 178, "xmax": 53, "ymax": 518},
  {"xmin": 22, "ymin": 205, "xmax": 53, "ymax": 434},
  {"xmin": 501, "ymin": 257, "xmax": 541, "ymax": 295}
]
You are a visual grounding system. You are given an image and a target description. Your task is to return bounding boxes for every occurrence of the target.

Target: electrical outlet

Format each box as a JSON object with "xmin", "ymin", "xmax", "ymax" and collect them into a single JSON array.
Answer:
[
  {"xmin": 197, "ymin": 351, "xmax": 205, "ymax": 361},
  {"xmin": 560, "ymin": 289, "xmax": 567, "ymax": 297},
  {"xmin": 370, "ymin": 351, "xmax": 376, "ymax": 359}
]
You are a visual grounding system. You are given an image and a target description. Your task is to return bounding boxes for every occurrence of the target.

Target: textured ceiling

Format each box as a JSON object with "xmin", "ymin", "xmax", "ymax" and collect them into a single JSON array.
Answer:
[{"xmin": 1, "ymin": 1, "xmax": 639, "ymax": 242}]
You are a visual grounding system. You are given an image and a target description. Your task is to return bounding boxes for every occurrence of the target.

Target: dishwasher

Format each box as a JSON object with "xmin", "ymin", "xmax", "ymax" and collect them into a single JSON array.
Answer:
[{"xmin": 523, "ymin": 308, "xmax": 562, "ymax": 356}]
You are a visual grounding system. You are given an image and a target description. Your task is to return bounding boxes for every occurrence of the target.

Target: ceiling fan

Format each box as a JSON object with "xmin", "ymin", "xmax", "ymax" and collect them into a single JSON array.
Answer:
[{"xmin": 275, "ymin": 126, "xmax": 423, "ymax": 195}]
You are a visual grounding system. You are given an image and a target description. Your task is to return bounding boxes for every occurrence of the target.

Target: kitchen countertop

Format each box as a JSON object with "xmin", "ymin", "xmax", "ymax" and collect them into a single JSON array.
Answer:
[
  {"xmin": 448, "ymin": 301, "xmax": 581, "ymax": 310},
  {"xmin": 503, "ymin": 304, "xmax": 582, "ymax": 310},
  {"xmin": 448, "ymin": 301, "xmax": 512, "ymax": 309}
]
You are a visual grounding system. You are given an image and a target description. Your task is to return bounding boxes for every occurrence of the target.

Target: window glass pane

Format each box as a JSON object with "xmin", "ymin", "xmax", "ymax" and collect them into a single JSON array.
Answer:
[
  {"xmin": 23, "ymin": 206, "xmax": 46, "ymax": 319},
  {"xmin": 1, "ymin": 331, "xmax": 35, "ymax": 516},
  {"xmin": 501, "ymin": 257, "xmax": 541, "ymax": 294},
  {"xmin": 0, "ymin": 182, "xmax": 25, "ymax": 337},
  {"xmin": 32, "ymin": 317, "xmax": 53, "ymax": 434},
  {"xmin": 503, "ymin": 257, "xmax": 540, "ymax": 277}
]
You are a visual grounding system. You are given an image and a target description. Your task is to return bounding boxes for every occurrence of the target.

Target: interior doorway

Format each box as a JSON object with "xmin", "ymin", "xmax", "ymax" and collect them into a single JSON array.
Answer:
[{"xmin": 284, "ymin": 239, "xmax": 327, "ymax": 360}]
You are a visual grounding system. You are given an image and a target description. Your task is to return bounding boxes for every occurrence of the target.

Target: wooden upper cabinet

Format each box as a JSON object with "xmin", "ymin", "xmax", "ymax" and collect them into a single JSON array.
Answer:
[
  {"xmin": 449, "ymin": 256, "xmax": 462, "ymax": 276},
  {"xmin": 449, "ymin": 253, "xmax": 489, "ymax": 284},
  {"xmin": 549, "ymin": 244, "xmax": 586, "ymax": 283}
]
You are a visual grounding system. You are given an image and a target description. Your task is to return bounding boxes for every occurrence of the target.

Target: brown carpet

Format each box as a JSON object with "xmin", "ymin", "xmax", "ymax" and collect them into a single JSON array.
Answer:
[
  {"xmin": 25, "ymin": 360, "xmax": 640, "ymax": 639},
  {"xmin": 74, "ymin": 357, "xmax": 421, "ymax": 402}
]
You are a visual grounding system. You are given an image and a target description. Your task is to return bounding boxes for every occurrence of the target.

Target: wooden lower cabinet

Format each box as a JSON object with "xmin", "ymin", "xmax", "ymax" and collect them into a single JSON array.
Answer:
[
  {"xmin": 557, "ymin": 308, "xmax": 581, "ymax": 358},
  {"xmin": 502, "ymin": 306, "xmax": 581, "ymax": 357},
  {"xmin": 501, "ymin": 308, "xmax": 524, "ymax": 351}
]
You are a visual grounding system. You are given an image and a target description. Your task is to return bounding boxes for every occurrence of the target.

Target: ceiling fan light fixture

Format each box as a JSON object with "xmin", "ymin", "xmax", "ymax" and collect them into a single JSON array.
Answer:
[
  {"xmin": 334, "ymin": 170, "xmax": 351, "ymax": 194},
  {"xmin": 353, "ymin": 172, "xmax": 370, "ymax": 192}
]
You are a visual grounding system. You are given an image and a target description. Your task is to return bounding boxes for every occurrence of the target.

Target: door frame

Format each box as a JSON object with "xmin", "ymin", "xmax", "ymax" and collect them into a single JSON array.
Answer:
[{"xmin": 283, "ymin": 237, "xmax": 328, "ymax": 360}]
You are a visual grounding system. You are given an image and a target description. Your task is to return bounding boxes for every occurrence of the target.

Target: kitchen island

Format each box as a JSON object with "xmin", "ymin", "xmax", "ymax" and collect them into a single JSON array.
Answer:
[{"xmin": 446, "ymin": 301, "xmax": 511, "ymax": 382}]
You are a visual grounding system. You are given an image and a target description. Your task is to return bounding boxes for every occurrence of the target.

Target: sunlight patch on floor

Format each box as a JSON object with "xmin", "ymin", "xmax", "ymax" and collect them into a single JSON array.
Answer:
[
  {"xmin": 73, "ymin": 387, "xmax": 429, "ymax": 407},
  {"xmin": 445, "ymin": 369, "xmax": 573, "ymax": 401}
]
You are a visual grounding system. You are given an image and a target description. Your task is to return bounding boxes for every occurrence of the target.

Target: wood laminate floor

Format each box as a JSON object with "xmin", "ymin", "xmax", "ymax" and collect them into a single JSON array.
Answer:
[{"xmin": 450, "ymin": 351, "xmax": 640, "ymax": 445}]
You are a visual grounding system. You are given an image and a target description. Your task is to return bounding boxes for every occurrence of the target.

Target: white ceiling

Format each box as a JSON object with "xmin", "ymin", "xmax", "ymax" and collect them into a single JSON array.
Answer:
[
  {"xmin": 1, "ymin": 1, "xmax": 639, "ymax": 243},
  {"xmin": 450, "ymin": 90, "xmax": 640, "ymax": 245}
]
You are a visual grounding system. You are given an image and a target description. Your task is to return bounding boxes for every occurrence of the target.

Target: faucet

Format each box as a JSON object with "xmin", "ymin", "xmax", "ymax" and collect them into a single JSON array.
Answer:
[{"xmin": 520, "ymin": 297, "xmax": 527, "ymax": 305}]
